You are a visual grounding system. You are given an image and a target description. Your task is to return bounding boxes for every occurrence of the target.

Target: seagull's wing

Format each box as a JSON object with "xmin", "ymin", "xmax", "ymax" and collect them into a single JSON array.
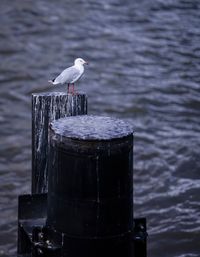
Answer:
[{"xmin": 54, "ymin": 66, "xmax": 81, "ymax": 84}]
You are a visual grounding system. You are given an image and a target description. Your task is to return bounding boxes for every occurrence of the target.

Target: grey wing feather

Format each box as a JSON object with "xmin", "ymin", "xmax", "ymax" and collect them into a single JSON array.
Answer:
[{"xmin": 55, "ymin": 67, "xmax": 80, "ymax": 84}]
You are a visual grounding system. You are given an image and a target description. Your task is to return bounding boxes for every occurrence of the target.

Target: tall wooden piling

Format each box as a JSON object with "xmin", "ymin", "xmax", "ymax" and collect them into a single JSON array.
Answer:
[
  {"xmin": 47, "ymin": 115, "xmax": 134, "ymax": 257},
  {"xmin": 32, "ymin": 92, "xmax": 87, "ymax": 194}
]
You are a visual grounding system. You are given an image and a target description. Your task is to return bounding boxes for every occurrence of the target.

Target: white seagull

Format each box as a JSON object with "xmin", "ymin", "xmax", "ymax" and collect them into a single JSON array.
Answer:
[{"xmin": 48, "ymin": 58, "xmax": 88, "ymax": 94}]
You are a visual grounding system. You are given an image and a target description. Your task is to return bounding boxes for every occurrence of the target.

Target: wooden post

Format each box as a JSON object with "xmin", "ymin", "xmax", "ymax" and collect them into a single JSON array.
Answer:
[
  {"xmin": 46, "ymin": 115, "xmax": 134, "ymax": 257},
  {"xmin": 32, "ymin": 92, "xmax": 87, "ymax": 194}
]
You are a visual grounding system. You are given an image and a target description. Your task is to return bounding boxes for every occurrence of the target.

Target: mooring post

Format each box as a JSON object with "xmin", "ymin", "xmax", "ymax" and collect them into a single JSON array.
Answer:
[
  {"xmin": 32, "ymin": 92, "xmax": 87, "ymax": 194},
  {"xmin": 46, "ymin": 115, "xmax": 134, "ymax": 257}
]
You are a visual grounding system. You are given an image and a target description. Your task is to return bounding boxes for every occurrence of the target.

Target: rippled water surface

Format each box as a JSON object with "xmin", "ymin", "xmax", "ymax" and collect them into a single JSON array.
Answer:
[{"xmin": 0, "ymin": 0, "xmax": 200, "ymax": 256}]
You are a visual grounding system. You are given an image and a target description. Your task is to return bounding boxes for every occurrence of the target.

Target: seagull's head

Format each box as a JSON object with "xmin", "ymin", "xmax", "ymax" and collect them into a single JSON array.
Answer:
[{"xmin": 74, "ymin": 58, "xmax": 88, "ymax": 66}]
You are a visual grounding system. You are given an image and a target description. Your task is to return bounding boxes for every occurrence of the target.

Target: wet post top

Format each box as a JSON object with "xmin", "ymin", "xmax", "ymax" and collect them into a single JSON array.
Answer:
[
  {"xmin": 47, "ymin": 115, "xmax": 134, "ymax": 257},
  {"xmin": 32, "ymin": 92, "xmax": 87, "ymax": 194}
]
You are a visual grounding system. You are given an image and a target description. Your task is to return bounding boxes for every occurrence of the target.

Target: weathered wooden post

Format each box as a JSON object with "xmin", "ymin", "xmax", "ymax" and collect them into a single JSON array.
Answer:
[
  {"xmin": 32, "ymin": 92, "xmax": 87, "ymax": 194},
  {"xmin": 46, "ymin": 115, "xmax": 134, "ymax": 257},
  {"xmin": 18, "ymin": 92, "xmax": 87, "ymax": 254}
]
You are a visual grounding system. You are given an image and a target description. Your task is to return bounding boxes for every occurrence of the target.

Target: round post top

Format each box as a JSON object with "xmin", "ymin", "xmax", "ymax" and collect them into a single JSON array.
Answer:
[{"xmin": 50, "ymin": 115, "xmax": 133, "ymax": 141}]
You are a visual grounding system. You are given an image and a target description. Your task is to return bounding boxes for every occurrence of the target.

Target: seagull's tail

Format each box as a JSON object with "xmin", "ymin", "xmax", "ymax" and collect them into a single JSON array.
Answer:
[
  {"xmin": 48, "ymin": 79, "xmax": 60, "ymax": 85},
  {"xmin": 48, "ymin": 79, "xmax": 54, "ymax": 85}
]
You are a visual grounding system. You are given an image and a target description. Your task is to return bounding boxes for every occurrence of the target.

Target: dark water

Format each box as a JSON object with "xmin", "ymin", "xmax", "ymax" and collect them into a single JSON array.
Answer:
[{"xmin": 0, "ymin": 0, "xmax": 200, "ymax": 256}]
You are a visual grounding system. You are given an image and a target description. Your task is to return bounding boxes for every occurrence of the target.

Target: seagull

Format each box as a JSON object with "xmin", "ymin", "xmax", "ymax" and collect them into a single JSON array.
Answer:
[{"xmin": 48, "ymin": 58, "xmax": 88, "ymax": 94}]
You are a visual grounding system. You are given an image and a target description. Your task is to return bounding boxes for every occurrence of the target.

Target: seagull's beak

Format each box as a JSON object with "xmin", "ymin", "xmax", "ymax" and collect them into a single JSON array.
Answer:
[{"xmin": 84, "ymin": 61, "xmax": 89, "ymax": 65}]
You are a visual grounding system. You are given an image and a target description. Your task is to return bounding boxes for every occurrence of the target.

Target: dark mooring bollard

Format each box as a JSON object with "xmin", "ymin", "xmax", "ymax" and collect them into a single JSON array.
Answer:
[
  {"xmin": 46, "ymin": 115, "xmax": 134, "ymax": 257},
  {"xmin": 32, "ymin": 92, "xmax": 87, "ymax": 194}
]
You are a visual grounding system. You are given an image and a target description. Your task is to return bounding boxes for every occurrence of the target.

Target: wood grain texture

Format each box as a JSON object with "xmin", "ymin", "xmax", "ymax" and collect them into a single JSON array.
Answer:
[{"xmin": 32, "ymin": 92, "xmax": 87, "ymax": 194}]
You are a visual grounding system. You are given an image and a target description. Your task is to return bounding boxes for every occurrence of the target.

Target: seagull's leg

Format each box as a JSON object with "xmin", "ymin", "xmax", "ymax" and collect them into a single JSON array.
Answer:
[
  {"xmin": 69, "ymin": 84, "xmax": 73, "ymax": 94},
  {"xmin": 67, "ymin": 83, "xmax": 72, "ymax": 94},
  {"xmin": 73, "ymin": 83, "xmax": 78, "ymax": 95},
  {"xmin": 70, "ymin": 83, "xmax": 74, "ymax": 95}
]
